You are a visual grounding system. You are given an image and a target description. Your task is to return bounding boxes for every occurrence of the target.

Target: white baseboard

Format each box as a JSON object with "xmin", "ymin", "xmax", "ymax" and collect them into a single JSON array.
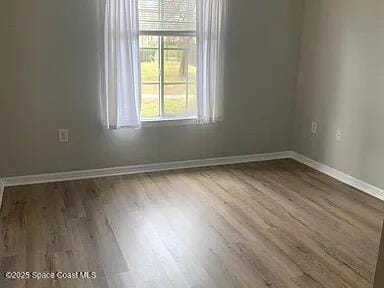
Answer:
[
  {"xmin": 290, "ymin": 152, "xmax": 384, "ymax": 201},
  {"xmin": 2, "ymin": 151, "xmax": 291, "ymax": 187},
  {"xmin": 2, "ymin": 151, "xmax": 383, "ymax": 203}
]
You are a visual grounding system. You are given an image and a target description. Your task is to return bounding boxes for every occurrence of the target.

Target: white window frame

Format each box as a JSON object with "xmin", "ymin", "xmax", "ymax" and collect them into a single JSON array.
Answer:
[{"xmin": 139, "ymin": 2, "xmax": 198, "ymax": 123}]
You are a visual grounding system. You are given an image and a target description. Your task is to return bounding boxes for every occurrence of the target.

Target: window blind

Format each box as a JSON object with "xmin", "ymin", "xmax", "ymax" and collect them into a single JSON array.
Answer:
[{"xmin": 139, "ymin": 0, "xmax": 196, "ymax": 32}]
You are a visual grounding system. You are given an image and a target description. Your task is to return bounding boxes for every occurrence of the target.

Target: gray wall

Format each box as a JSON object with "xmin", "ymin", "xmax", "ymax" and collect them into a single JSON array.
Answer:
[
  {"xmin": 293, "ymin": 0, "xmax": 384, "ymax": 190},
  {"xmin": 0, "ymin": 0, "xmax": 304, "ymax": 177}
]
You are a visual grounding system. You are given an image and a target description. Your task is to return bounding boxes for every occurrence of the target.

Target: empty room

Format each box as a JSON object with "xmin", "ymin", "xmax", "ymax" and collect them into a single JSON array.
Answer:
[{"xmin": 1, "ymin": 0, "xmax": 384, "ymax": 287}]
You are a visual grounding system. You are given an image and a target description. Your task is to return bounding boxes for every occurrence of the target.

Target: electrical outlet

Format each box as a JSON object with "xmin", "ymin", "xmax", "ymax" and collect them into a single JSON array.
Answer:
[
  {"xmin": 336, "ymin": 129, "xmax": 342, "ymax": 142},
  {"xmin": 311, "ymin": 121, "xmax": 318, "ymax": 134},
  {"xmin": 58, "ymin": 129, "xmax": 69, "ymax": 143}
]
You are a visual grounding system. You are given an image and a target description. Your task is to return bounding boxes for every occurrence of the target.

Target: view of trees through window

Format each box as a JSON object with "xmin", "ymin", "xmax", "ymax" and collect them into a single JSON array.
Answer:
[
  {"xmin": 140, "ymin": 36, "xmax": 197, "ymax": 118},
  {"xmin": 139, "ymin": 0, "xmax": 197, "ymax": 119}
]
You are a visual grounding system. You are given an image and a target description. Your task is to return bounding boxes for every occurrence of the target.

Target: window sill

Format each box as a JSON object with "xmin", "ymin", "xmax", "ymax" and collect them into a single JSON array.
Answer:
[{"xmin": 141, "ymin": 116, "xmax": 199, "ymax": 127}]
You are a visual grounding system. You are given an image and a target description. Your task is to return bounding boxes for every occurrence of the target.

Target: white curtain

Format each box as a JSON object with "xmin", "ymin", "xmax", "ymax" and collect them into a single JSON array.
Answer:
[
  {"xmin": 104, "ymin": 0, "xmax": 141, "ymax": 129},
  {"xmin": 197, "ymin": 0, "xmax": 227, "ymax": 124}
]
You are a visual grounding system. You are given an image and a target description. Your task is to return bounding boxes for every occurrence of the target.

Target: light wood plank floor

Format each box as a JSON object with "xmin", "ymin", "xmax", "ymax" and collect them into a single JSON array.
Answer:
[{"xmin": 1, "ymin": 159, "xmax": 383, "ymax": 288}]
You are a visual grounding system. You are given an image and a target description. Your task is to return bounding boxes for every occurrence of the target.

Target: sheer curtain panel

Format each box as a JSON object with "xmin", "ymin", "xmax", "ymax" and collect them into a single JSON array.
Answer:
[
  {"xmin": 197, "ymin": 0, "xmax": 227, "ymax": 123},
  {"xmin": 104, "ymin": 0, "xmax": 141, "ymax": 129}
]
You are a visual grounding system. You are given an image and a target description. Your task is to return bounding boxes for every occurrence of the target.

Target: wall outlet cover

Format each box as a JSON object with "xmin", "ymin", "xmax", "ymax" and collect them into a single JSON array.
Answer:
[
  {"xmin": 58, "ymin": 129, "xmax": 69, "ymax": 143},
  {"xmin": 336, "ymin": 129, "xmax": 342, "ymax": 142},
  {"xmin": 311, "ymin": 121, "xmax": 318, "ymax": 134}
]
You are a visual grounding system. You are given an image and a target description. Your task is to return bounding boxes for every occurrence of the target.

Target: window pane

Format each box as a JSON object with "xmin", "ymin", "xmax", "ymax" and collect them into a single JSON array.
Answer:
[
  {"xmin": 187, "ymin": 83, "xmax": 197, "ymax": 115},
  {"xmin": 140, "ymin": 35, "xmax": 159, "ymax": 49},
  {"xmin": 164, "ymin": 84, "xmax": 187, "ymax": 115},
  {"xmin": 139, "ymin": 34, "xmax": 197, "ymax": 119},
  {"xmin": 188, "ymin": 38, "xmax": 197, "ymax": 83},
  {"xmin": 140, "ymin": 49, "xmax": 159, "ymax": 83},
  {"xmin": 140, "ymin": 36, "xmax": 160, "ymax": 118},
  {"xmin": 188, "ymin": 63, "xmax": 197, "ymax": 84},
  {"xmin": 164, "ymin": 50, "xmax": 185, "ymax": 83},
  {"xmin": 141, "ymin": 84, "xmax": 160, "ymax": 118},
  {"xmin": 164, "ymin": 36, "xmax": 194, "ymax": 49},
  {"xmin": 164, "ymin": 37, "xmax": 197, "ymax": 84}
]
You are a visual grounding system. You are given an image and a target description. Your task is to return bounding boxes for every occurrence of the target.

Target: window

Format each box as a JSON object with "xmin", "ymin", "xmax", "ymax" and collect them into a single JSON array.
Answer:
[
  {"xmin": 104, "ymin": 0, "xmax": 225, "ymax": 129},
  {"xmin": 139, "ymin": 0, "xmax": 197, "ymax": 120}
]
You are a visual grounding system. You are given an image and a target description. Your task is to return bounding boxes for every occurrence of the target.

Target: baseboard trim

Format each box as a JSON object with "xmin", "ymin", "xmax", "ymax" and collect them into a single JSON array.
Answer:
[
  {"xmin": 2, "ymin": 151, "xmax": 291, "ymax": 187},
  {"xmin": 2, "ymin": 151, "xmax": 383, "ymax": 202},
  {"xmin": 290, "ymin": 152, "xmax": 384, "ymax": 201}
]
